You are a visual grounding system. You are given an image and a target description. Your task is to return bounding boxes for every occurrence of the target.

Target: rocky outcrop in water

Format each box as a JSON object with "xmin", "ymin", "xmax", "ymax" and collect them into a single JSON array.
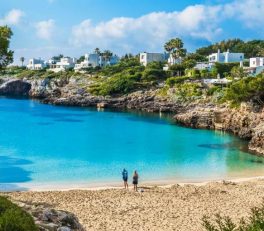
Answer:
[{"xmin": 174, "ymin": 103, "xmax": 264, "ymax": 155}]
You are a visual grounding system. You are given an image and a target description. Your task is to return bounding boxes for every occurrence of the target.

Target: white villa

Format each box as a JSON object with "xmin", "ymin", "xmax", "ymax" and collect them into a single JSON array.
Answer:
[
  {"xmin": 140, "ymin": 52, "xmax": 168, "ymax": 66},
  {"xmin": 27, "ymin": 58, "xmax": 47, "ymax": 70},
  {"xmin": 50, "ymin": 57, "xmax": 76, "ymax": 72},
  {"xmin": 246, "ymin": 57, "xmax": 264, "ymax": 76},
  {"xmin": 208, "ymin": 49, "xmax": 244, "ymax": 63},
  {"xmin": 74, "ymin": 53, "xmax": 119, "ymax": 71},
  {"xmin": 250, "ymin": 57, "xmax": 264, "ymax": 67},
  {"xmin": 75, "ymin": 53, "xmax": 100, "ymax": 71}
]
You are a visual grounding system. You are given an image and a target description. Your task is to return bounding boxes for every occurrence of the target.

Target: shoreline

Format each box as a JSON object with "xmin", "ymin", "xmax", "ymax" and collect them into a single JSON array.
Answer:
[{"xmin": 4, "ymin": 175, "xmax": 264, "ymax": 192}]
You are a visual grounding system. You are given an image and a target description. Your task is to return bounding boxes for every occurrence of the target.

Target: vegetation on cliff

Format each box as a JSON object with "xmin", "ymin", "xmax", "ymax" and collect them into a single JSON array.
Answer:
[{"xmin": 0, "ymin": 196, "xmax": 37, "ymax": 231}]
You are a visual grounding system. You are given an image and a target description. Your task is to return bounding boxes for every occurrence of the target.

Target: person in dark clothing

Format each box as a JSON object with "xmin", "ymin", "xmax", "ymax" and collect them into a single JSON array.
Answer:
[
  {"xmin": 122, "ymin": 168, "xmax": 128, "ymax": 189},
  {"xmin": 132, "ymin": 170, "xmax": 139, "ymax": 192}
]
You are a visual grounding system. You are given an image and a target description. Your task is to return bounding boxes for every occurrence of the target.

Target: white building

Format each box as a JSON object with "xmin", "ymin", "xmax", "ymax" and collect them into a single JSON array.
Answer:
[
  {"xmin": 74, "ymin": 53, "xmax": 100, "ymax": 71},
  {"xmin": 74, "ymin": 53, "xmax": 119, "ymax": 71},
  {"xmin": 167, "ymin": 54, "xmax": 182, "ymax": 66},
  {"xmin": 208, "ymin": 49, "xmax": 244, "ymax": 63},
  {"xmin": 27, "ymin": 58, "xmax": 47, "ymax": 70},
  {"xmin": 50, "ymin": 57, "xmax": 76, "ymax": 72},
  {"xmin": 250, "ymin": 57, "xmax": 264, "ymax": 67},
  {"xmin": 140, "ymin": 52, "xmax": 168, "ymax": 66}
]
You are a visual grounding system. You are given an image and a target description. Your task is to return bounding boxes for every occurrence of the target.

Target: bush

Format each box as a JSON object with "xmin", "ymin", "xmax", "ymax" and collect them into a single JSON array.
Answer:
[
  {"xmin": 212, "ymin": 62, "xmax": 240, "ymax": 77},
  {"xmin": 0, "ymin": 196, "xmax": 37, "ymax": 231},
  {"xmin": 142, "ymin": 69, "xmax": 166, "ymax": 81},
  {"xmin": 89, "ymin": 74, "xmax": 137, "ymax": 96},
  {"xmin": 223, "ymin": 75, "xmax": 264, "ymax": 106},
  {"xmin": 202, "ymin": 200, "xmax": 264, "ymax": 231},
  {"xmin": 207, "ymin": 86, "xmax": 222, "ymax": 96},
  {"xmin": 165, "ymin": 76, "xmax": 189, "ymax": 86}
]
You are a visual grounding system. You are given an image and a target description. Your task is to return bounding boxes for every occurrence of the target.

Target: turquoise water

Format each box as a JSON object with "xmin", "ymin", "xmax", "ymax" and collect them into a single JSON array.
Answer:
[{"xmin": 0, "ymin": 97, "xmax": 264, "ymax": 191}]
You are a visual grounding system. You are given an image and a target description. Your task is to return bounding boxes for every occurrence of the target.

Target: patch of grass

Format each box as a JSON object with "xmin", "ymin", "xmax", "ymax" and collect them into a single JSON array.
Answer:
[{"xmin": 0, "ymin": 196, "xmax": 37, "ymax": 231}]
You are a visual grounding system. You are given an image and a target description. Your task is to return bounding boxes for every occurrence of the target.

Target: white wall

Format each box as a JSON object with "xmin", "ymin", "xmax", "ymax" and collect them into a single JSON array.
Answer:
[
  {"xmin": 250, "ymin": 57, "xmax": 264, "ymax": 67},
  {"xmin": 140, "ymin": 52, "xmax": 165, "ymax": 66}
]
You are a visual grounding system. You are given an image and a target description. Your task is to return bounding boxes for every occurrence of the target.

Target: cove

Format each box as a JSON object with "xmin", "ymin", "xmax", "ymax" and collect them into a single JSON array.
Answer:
[{"xmin": 0, "ymin": 97, "xmax": 263, "ymax": 190}]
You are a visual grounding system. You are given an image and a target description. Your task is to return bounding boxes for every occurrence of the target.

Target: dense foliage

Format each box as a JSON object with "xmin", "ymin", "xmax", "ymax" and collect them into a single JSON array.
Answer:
[
  {"xmin": 89, "ymin": 58, "xmax": 168, "ymax": 96},
  {"xmin": 203, "ymin": 201, "xmax": 264, "ymax": 231},
  {"xmin": 223, "ymin": 75, "xmax": 264, "ymax": 106},
  {"xmin": 196, "ymin": 39, "xmax": 264, "ymax": 58},
  {"xmin": 0, "ymin": 26, "xmax": 14, "ymax": 70},
  {"xmin": 211, "ymin": 63, "xmax": 240, "ymax": 78},
  {"xmin": 0, "ymin": 196, "xmax": 37, "ymax": 231}
]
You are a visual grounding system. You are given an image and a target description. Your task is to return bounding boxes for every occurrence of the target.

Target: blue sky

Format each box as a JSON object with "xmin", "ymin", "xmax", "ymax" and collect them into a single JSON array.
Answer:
[{"xmin": 0, "ymin": 0, "xmax": 263, "ymax": 64}]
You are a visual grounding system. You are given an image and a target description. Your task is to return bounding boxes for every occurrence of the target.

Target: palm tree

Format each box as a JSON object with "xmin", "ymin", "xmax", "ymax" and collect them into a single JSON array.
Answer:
[
  {"xmin": 102, "ymin": 50, "xmax": 113, "ymax": 66},
  {"xmin": 94, "ymin": 48, "xmax": 101, "ymax": 55},
  {"xmin": 164, "ymin": 38, "xmax": 186, "ymax": 65},
  {"xmin": 20, "ymin": 57, "xmax": 25, "ymax": 66}
]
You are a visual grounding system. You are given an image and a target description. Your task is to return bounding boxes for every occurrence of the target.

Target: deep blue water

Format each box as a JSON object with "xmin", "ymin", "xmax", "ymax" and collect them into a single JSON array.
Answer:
[{"xmin": 0, "ymin": 97, "xmax": 263, "ymax": 190}]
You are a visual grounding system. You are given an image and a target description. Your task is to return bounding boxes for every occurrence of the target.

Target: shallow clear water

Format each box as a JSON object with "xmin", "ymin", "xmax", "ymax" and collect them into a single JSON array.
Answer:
[{"xmin": 0, "ymin": 97, "xmax": 263, "ymax": 190}]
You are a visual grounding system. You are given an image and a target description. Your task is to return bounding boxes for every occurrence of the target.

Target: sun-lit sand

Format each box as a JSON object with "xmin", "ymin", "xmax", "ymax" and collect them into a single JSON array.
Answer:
[{"xmin": 4, "ymin": 179, "xmax": 264, "ymax": 231}]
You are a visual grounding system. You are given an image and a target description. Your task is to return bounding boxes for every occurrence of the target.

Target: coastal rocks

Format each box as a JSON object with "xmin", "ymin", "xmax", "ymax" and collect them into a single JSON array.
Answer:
[
  {"xmin": 249, "ymin": 123, "xmax": 264, "ymax": 155},
  {"xmin": 29, "ymin": 78, "xmax": 65, "ymax": 99},
  {"xmin": 174, "ymin": 104, "xmax": 264, "ymax": 155},
  {"xmin": 174, "ymin": 108, "xmax": 214, "ymax": 129},
  {"xmin": 0, "ymin": 79, "xmax": 31, "ymax": 96},
  {"xmin": 15, "ymin": 201, "xmax": 84, "ymax": 231}
]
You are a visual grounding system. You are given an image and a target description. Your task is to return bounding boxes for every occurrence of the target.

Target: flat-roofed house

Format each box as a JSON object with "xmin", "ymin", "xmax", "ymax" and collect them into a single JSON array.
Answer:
[
  {"xmin": 27, "ymin": 58, "xmax": 47, "ymax": 70},
  {"xmin": 140, "ymin": 52, "xmax": 167, "ymax": 66},
  {"xmin": 208, "ymin": 49, "xmax": 244, "ymax": 63},
  {"xmin": 50, "ymin": 57, "xmax": 76, "ymax": 72}
]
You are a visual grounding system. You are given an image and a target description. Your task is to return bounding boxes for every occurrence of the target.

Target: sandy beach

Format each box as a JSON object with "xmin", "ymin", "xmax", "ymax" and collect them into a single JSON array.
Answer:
[{"xmin": 3, "ymin": 179, "xmax": 264, "ymax": 231}]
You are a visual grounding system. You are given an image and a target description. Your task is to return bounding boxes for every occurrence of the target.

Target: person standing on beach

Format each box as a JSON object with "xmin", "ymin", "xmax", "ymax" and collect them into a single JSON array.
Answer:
[
  {"xmin": 122, "ymin": 168, "xmax": 128, "ymax": 189},
  {"xmin": 133, "ymin": 170, "xmax": 139, "ymax": 192}
]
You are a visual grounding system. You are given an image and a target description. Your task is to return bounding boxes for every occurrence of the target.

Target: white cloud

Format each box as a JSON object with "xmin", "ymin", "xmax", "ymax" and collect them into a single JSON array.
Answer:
[
  {"xmin": 224, "ymin": 0, "xmax": 264, "ymax": 28},
  {"xmin": 70, "ymin": 0, "xmax": 264, "ymax": 54},
  {"xmin": 0, "ymin": 9, "xmax": 24, "ymax": 26},
  {"xmin": 35, "ymin": 19, "xmax": 55, "ymax": 40},
  {"xmin": 71, "ymin": 4, "xmax": 223, "ymax": 53}
]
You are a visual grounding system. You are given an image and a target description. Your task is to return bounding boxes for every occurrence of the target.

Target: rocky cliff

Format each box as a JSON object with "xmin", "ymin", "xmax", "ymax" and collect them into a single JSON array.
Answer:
[
  {"xmin": 174, "ymin": 103, "xmax": 264, "ymax": 155},
  {"xmin": 0, "ymin": 76, "xmax": 263, "ymax": 155}
]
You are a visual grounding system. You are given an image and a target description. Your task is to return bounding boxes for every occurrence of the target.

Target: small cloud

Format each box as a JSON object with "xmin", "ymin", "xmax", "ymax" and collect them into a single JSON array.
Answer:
[
  {"xmin": 0, "ymin": 9, "xmax": 24, "ymax": 26},
  {"xmin": 35, "ymin": 19, "xmax": 55, "ymax": 40}
]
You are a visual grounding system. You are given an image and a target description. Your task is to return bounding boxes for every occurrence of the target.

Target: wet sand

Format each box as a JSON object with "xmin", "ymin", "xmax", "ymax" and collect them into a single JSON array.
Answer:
[{"xmin": 4, "ymin": 179, "xmax": 264, "ymax": 231}]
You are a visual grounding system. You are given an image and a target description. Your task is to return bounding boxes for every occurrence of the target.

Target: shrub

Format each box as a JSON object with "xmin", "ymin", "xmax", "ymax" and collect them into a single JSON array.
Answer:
[
  {"xmin": 165, "ymin": 76, "xmax": 189, "ymax": 86},
  {"xmin": 212, "ymin": 62, "xmax": 240, "ymax": 77},
  {"xmin": 207, "ymin": 86, "xmax": 222, "ymax": 96},
  {"xmin": 0, "ymin": 196, "xmax": 37, "ymax": 231},
  {"xmin": 142, "ymin": 69, "xmax": 166, "ymax": 81},
  {"xmin": 202, "ymin": 200, "xmax": 264, "ymax": 231},
  {"xmin": 222, "ymin": 75, "xmax": 264, "ymax": 106}
]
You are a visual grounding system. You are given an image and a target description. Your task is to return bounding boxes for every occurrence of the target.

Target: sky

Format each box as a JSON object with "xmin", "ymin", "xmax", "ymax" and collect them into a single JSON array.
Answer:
[{"xmin": 0, "ymin": 0, "xmax": 263, "ymax": 64}]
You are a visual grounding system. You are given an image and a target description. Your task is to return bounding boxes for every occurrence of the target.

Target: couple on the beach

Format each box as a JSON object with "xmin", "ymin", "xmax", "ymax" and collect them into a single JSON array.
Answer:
[{"xmin": 122, "ymin": 169, "xmax": 139, "ymax": 191}]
